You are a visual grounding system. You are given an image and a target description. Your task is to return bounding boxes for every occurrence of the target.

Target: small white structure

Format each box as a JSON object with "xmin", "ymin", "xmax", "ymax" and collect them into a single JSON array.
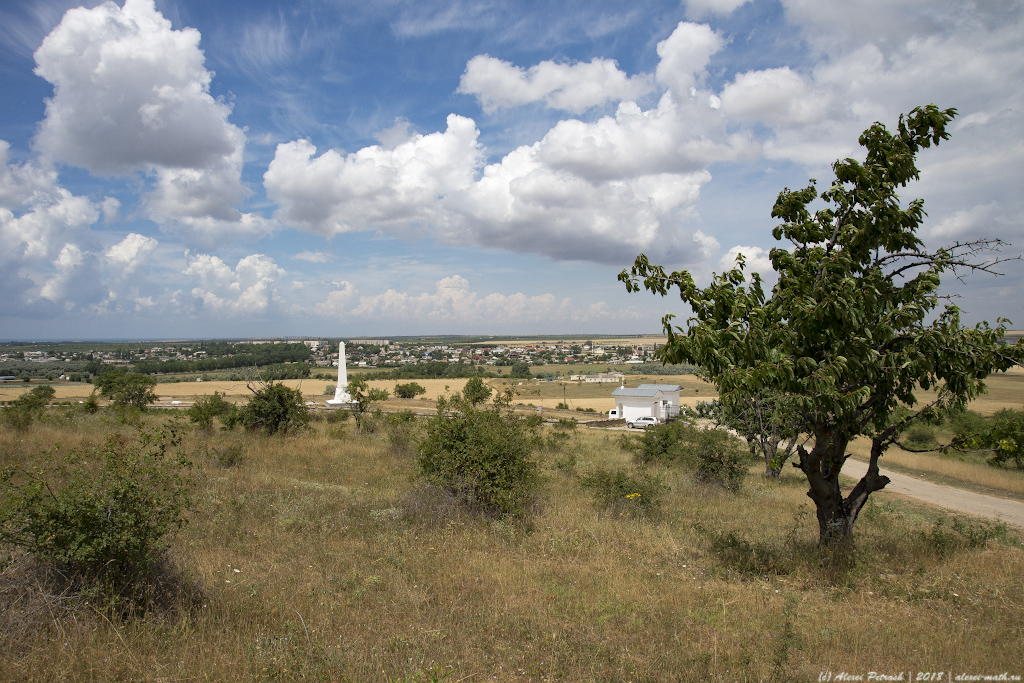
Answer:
[
  {"xmin": 610, "ymin": 383, "xmax": 680, "ymax": 422},
  {"xmin": 326, "ymin": 342, "xmax": 354, "ymax": 407}
]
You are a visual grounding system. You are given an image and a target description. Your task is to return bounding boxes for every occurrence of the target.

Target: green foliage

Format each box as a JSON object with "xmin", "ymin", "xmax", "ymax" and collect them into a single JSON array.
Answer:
[
  {"xmin": 96, "ymin": 371, "xmax": 158, "ymax": 411},
  {"xmin": 368, "ymin": 387, "xmax": 390, "ymax": 402},
  {"xmin": 132, "ymin": 341, "xmax": 311, "ymax": 375},
  {"xmin": 0, "ymin": 423, "xmax": 193, "ymax": 600},
  {"xmin": 579, "ymin": 467, "xmax": 666, "ymax": 518},
  {"xmin": 187, "ymin": 391, "xmax": 233, "ymax": 431},
  {"xmin": 620, "ymin": 104, "xmax": 1024, "ymax": 543},
  {"xmin": 461, "ymin": 376, "xmax": 491, "ymax": 405},
  {"xmin": 324, "ymin": 384, "xmax": 336, "ymax": 396},
  {"xmin": 211, "ymin": 443, "xmax": 245, "ymax": 468},
  {"xmin": 347, "ymin": 377, "xmax": 388, "ymax": 430},
  {"xmin": 631, "ymin": 421, "xmax": 749, "ymax": 490},
  {"xmin": 395, "ymin": 381, "xmax": 427, "ymax": 399},
  {"xmin": 509, "ymin": 360, "xmax": 531, "ymax": 378},
  {"xmin": 239, "ymin": 382, "xmax": 310, "ymax": 435},
  {"xmin": 956, "ymin": 408, "xmax": 1024, "ymax": 469},
  {"xmin": 1, "ymin": 385, "xmax": 56, "ymax": 431},
  {"xmin": 417, "ymin": 392, "xmax": 538, "ymax": 517},
  {"xmin": 687, "ymin": 428, "xmax": 749, "ymax": 491},
  {"xmin": 901, "ymin": 423, "xmax": 938, "ymax": 450},
  {"xmin": 945, "ymin": 408, "xmax": 989, "ymax": 437}
]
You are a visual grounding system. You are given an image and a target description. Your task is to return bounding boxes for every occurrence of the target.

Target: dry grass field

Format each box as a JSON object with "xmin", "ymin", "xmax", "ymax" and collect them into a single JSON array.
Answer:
[{"xmin": 1, "ymin": 412, "xmax": 1022, "ymax": 682}]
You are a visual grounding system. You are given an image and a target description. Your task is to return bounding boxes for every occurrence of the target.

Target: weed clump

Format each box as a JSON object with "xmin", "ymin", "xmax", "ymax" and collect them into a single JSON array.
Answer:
[{"xmin": 579, "ymin": 467, "xmax": 667, "ymax": 518}]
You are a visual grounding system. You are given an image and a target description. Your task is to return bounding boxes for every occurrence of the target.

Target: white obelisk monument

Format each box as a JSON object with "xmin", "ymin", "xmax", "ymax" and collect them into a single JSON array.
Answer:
[{"xmin": 325, "ymin": 342, "xmax": 354, "ymax": 407}]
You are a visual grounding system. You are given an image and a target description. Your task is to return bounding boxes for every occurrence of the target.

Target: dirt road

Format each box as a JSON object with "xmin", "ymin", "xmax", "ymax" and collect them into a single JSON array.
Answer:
[{"xmin": 842, "ymin": 458, "xmax": 1024, "ymax": 528}]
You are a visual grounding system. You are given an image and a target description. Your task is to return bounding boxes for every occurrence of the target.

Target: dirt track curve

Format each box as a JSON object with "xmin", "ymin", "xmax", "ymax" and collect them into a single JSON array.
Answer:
[{"xmin": 842, "ymin": 459, "xmax": 1024, "ymax": 529}]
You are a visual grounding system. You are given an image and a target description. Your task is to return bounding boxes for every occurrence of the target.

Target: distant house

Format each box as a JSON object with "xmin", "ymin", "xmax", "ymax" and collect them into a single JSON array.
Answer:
[{"xmin": 610, "ymin": 384, "xmax": 681, "ymax": 421}]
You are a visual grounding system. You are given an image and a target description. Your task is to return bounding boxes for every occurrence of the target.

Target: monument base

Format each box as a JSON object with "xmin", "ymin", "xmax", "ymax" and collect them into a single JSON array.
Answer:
[
  {"xmin": 325, "ymin": 399, "xmax": 356, "ymax": 408},
  {"xmin": 326, "ymin": 390, "xmax": 354, "ymax": 408}
]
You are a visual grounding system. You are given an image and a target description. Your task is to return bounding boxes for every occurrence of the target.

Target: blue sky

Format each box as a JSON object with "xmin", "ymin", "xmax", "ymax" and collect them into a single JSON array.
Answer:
[{"xmin": 1, "ymin": 0, "xmax": 1022, "ymax": 340}]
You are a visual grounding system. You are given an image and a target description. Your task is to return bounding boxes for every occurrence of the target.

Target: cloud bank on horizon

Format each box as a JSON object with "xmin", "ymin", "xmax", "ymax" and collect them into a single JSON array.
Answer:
[{"xmin": 0, "ymin": 0, "xmax": 1021, "ymax": 339}]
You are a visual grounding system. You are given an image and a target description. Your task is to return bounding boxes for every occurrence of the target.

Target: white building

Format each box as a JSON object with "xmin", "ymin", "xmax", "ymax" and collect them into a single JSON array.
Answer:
[{"xmin": 610, "ymin": 384, "xmax": 681, "ymax": 421}]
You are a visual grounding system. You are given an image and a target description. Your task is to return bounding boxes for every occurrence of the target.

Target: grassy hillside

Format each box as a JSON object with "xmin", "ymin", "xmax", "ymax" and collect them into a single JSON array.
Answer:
[{"xmin": 2, "ymin": 408, "xmax": 1022, "ymax": 681}]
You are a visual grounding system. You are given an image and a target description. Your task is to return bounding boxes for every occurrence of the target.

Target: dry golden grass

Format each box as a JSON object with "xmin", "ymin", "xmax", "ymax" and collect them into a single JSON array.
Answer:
[{"xmin": 2, "ymin": 410, "xmax": 1023, "ymax": 681}]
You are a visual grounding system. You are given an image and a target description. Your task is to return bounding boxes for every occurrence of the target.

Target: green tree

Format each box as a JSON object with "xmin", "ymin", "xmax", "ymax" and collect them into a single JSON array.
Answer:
[
  {"xmin": 953, "ymin": 407, "xmax": 1024, "ymax": 469},
  {"xmin": 95, "ymin": 371, "xmax": 157, "ymax": 411},
  {"xmin": 509, "ymin": 360, "xmax": 531, "ymax": 378},
  {"xmin": 461, "ymin": 376, "xmax": 492, "ymax": 405},
  {"xmin": 395, "ymin": 381, "xmax": 427, "ymax": 399},
  {"xmin": 713, "ymin": 391, "xmax": 803, "ymax": 478},
  {"xmin": 620, "ymin": 105, "xmax": 1024, "ymax": 544},
  {"xmin": 346, "ymin": 377, "xmax": 388, "ymax": 431},
  {"xmin": 239, "ymin": 382, "xmax": 309, "ymax": 435}
]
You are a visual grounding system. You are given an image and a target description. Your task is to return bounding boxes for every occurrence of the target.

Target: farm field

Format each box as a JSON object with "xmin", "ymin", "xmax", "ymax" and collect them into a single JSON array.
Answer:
[{"xmin": 1, "ymin": 411, "xmax": 1022, "ymax": 681}]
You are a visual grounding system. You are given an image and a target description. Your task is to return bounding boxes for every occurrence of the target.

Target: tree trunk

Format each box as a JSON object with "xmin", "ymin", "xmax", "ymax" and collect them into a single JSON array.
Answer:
[{"xmin": 797, "ymin": 434, "xmax": 891, "ymax": 545}]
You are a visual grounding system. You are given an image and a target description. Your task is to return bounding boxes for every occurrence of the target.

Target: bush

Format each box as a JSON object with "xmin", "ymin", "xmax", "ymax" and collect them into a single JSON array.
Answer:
[
  {"xmin": 579, "ymin": 467, "xmax": 666, "ymax": 518},
  {"xmin": 901, "ymin": 422, "xmax": 938, "ymax": 450},
  {"xmin": 239, "ymin": 382, "xmax": 310, "ymax": 435},
  {"xmin": 0, "ymin": 423, "xmax": 193, "ymax": 604},
  {"xmin": 417, "ymin": 392, "xmax": 538, "ymax": 517},
  {"xmin": 187, "ymin": 391, "xmax": 233, "ymax": 431},
  {"xmin": 634, "ymin": 421, "xmax": 749, "ymax": 491},
  {"xmin": 1, "ymin": 385, "xmax": 55, "ymax": 431},
  {"xmin": 395, "ymin": 382, "xmax": 427, "ymax": 399}
]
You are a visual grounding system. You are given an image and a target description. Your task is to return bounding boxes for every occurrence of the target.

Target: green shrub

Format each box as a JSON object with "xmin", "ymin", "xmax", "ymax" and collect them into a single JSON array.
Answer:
[
  {"xmin": 579, "ymin": 467, "xmax": 666, "ymax": 518},
  {"xmin": 902, "ymin": 423, "xmax": 938, "ymax": 450},
  {"xmin": 383, "ymin": 410, "xmax": 421, "ymax": 456},
  {"xmin": 689, "ymin": 428, "xmax": 749, "ymax": 491},
  {"xmin": 326, "ymin": 408, "xmax": 351, "ymax": 423},
  {"xmin": 633, "ymin": 421, "xmax": 749, "ymax": 490},
  {"xmin": 0, "ymin": 385, "xmax": 56, "ymax": 431},
  {"xmin": 395, "ymin": 382, "xmax": 428, "ymax": 399},
  {"xmin": 695, "ymin": 525, "xmax": 794, "ymax": 575},
  {"xmin": 187, "ymin": 391, "xmax": 233, "ymax": 431},
  {"xmin": 0, "ymin": 423, "xmax": 193, "ymax": 603},
  {"xmin": 417, "ymin": 392, "xmax": 538, "ymax": 517},
  {"xmin": 239, "ymin": 382, "xmax": 310, "ymax": 435},
  {"xmin": 211, "ymin": 443, "xmax": 245, "ymax": 468}
]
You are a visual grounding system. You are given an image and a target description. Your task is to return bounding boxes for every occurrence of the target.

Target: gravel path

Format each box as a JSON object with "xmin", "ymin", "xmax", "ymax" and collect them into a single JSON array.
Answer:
[{"xmin": 842, "ymin": 458, "xmax": 1024, "ymax": 528}]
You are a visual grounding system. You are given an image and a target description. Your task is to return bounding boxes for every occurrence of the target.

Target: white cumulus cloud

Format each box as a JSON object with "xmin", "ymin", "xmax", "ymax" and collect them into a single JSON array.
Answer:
[
  {"xmin": 348, "ymin": 275, "xmax": 570, "ymax": 326},
  {"xmin": 185, "ymin": 253, "xmax": 286, "ymax": 315},
  {"xmin": 264, "ymin": 114, "xmax": 483, "ymax": 237},
  {"xmin": 32, "ymin": 0, "xmax": 268, "ymax": 243},
  {"xmin": 458, "ymin": 55, "xmax": 653, "ymax": 113},
  {"xmin": 266, "ymin": 22, "xmax": 750, "ymax": 267}
]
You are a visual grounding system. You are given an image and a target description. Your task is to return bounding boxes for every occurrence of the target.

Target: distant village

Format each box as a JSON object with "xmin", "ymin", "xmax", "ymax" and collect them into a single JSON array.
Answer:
[{"xmin": 1, "ymin": 338, "xmax": 662, "ymax": 372}]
